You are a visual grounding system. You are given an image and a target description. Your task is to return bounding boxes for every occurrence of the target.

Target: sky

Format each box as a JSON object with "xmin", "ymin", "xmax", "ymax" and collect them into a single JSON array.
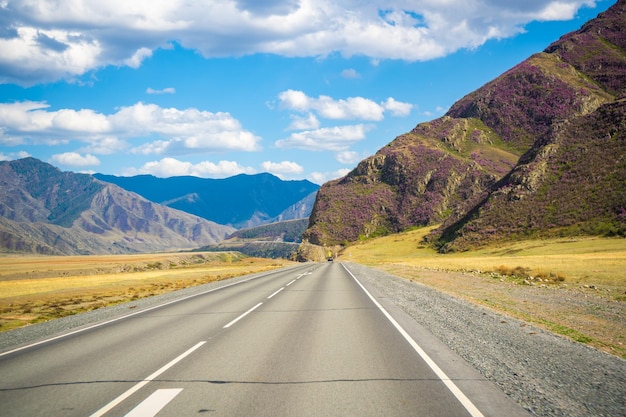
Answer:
[{"xmin": 0, "ymin": 0, "xmax": 615, "ymax": 185}]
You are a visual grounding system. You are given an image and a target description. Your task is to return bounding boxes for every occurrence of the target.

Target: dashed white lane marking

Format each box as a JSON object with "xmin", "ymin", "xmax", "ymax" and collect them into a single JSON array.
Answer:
[
  {"xmin": 223, "ymin": 302, "xmax": 263, "ymax": 328},
  {"xmin": 124, "ymin": 388, "xmax": 182, "ymax": 417},
  {"xmin": 267, "ymin": 287, "xmax": 285, "ymax": 299},
  {"xmin": 0, "ymin": 266, "xmax": 311, "ymax": 358},
  {"xmin": 89, "ymin": 341, "xmax": 206, "ymax": 417},
  {"xmin": 342, "ymin": 264, "xmax": 485, "ymax": 417},
  {"xmin": 286, "ymin": 279, "xmax": 297, "ymax": 286}
]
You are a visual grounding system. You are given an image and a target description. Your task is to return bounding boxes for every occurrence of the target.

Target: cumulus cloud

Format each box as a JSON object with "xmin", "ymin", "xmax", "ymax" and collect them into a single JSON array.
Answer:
[
  {"xmin": 0, "ymin": 150, "xmax": 30, "ymax": 161},
  {"xmin": 308, "ymin": 168, "xmax": 351, "ymax": 185},
  {"xmin": 275, "ymin": 124, "xmax": 373, "ymax": 151},
  {"xmin": 0, "ymin": 101, "xmax": 261, "ymax": 154},
  {"xmin": 278, "ymin": 90, "xmax": 412, "ymax": 121},
  {"xmin": 124, "ymin": 157, "xmax": 256, "ymax": 178},
  {"xmin": 287, "ymin": 113, "xmax": 320, "ymax": 130},
  {"xmin": 50, "ymin": 152, "xmax": 100, "ymax": 167},
  {"xmin": 261, "ymin": 160, "xmax": 304, "ymax": 178},
  {"xmin": 335, "ymin": 151, "xmax": 362, "ymax": 165},
  {"xmin": 383, "ymin": 97, "xmax": 413, "ymax": 117},
  {"xmin": 0, "ymin": 0, "xmax": 597, "ymax": 85}
]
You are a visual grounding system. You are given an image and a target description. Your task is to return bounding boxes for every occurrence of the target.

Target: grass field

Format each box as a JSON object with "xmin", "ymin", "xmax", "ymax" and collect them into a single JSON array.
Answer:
[
  {"xmin": 0, "ymin": 251, "xmax": 292, "ymax": 332},
  {"xmin": 340, "ymin": 227, "xmax": 626, "ymax": 358}
]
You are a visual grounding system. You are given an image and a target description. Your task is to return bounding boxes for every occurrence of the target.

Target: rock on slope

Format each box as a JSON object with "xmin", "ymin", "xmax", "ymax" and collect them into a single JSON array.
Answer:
[{"xmin": 0, "ymin": 158, "xmax": 235, "ymax": 255}]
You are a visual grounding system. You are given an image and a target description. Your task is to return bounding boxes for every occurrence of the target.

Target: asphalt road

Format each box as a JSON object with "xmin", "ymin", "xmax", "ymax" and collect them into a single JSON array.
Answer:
[{"xmin": 0, "ymin": 262, "xmax": 530, "ymax": 416}]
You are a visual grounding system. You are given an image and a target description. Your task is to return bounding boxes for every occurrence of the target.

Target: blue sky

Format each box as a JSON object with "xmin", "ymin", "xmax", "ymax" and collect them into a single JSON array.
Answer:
[{"xmin": 0, "ymin": 0, "xmax": 614, "ymax": 184}]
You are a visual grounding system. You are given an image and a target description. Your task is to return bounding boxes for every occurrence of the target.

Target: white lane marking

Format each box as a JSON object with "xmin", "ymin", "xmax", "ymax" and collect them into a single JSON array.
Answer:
[
  {"xmin": 223, "ymin": 302, "xmax": 263, "ymax": 328},
  {"xmin": 342, "ymin": 264, "xmax": 485, "ymax": 417},
  {"xmin": 125, "ymin": 388, "xmax": 182, "ymax": 417},
  {"xmin": 89, "ymin": 342, "xmax": 205, "ymax": 417},
  {"xmin": 295, "ymin": 271, "xmax": 312, "ymax": 280},
  {"xmin": 0, "ymin": 266, "xmax": 310, "ymax": 357},
  {"xmin": 286, "ymin": 279, "xmax": 296, "ymax": 286},
  {"xmin": 267, "ymin": 287, "xmax": 285, "ymax": 299}
]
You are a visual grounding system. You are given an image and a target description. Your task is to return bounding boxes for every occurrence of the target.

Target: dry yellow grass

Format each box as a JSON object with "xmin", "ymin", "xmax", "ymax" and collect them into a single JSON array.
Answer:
[
  {"xmin": 340, "ymin": 228, "xmax": 626, "ymax": 358},
  {"xmin": 0, "ymin": 252, "xmax": 293, "ymax": 332},
  {"xmin": 343, "ymin": 227, "xmax": 626, "ymax": 290}
]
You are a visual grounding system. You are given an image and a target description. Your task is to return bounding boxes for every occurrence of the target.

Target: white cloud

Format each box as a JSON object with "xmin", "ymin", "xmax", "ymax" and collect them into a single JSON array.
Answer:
[
  {"xmin": 0, "ymin": 101, "xmax": 261, "ymax": 154},
  {"xmin": 278, "ymin": 90, "xmax": 412, "ymax": 121},
  {"xmin": 146, "ymin": 87, "xmax": 176, "ymax": 94},
  {"xmin": 125, "ymin": 157, "xmax": 256, "ymax": 178},
  {"xmin": 308, "ymin": 168, "xmax": 351, "ymax": 185},
  {"xmin": 335, "ymin": 151, "xmax": 362, "ymax": 165},
  {"xmin": 125, "ymin": 47, "xmax": 152, "ymax": 68},
  {"xmin": 0, "ymin": 150, "xmax": 30, "ymax": 161},
  {"xmin": 0, "ymin": 0, "xmax": 598, "ymax": 85},
  {"xmin": 287, "ymin": 113, "xmax": 320, "ymax": 130},
  {"xmin": 341, "ymin": 68, "xmax": 361, "ymax": 79},
  {"xmin": 275, "ymin": 124, "xmax": 373, "ymax": 151},
  {"xmin": 50, "ymin": 152, "xmax": 100, "ymax": 167},
  {"xmin": 261, "ymin": 160, "xmax": 304, "ymax": 179},
  {"xmin": 383, "ymin": 97, "xmax": 413, "ymax": 117}
]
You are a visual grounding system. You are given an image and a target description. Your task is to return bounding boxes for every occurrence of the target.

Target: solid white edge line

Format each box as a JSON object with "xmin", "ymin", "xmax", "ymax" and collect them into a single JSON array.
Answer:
[
  {"xmin": 0, "ymin": 265, "xmax": 309, "ymax": 358},
  {"xmin": 341, "ymin": 264, "xmax": 485, "ymax": 417},
  {"xmin": 267, "ymin": 287, "xmax": 285, "ymax": 299},
  {"xmin": 124, "ymin": 388, "xmax": 183, "ymax": 417},
  {"xmin": 223, "ymin": 302, "xmax": 263, "ymax": 328},
  {"xmin": 89, "ymin": 341, "xmax": 205, "ymax": 417}
]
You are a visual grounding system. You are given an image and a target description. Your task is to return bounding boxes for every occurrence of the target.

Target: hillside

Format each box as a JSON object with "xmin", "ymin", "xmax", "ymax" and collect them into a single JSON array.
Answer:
[
  {"xmin": 304, "ymin": 1, "xmax": 626, "ymax": 249},
  {"xmin": 94, "ymin": 173, "xmax": 319, "ymax": 229},
  {"xmin": 197, "ymin": 218, "xmax": 309, "ymax": 259},
  {"xmin": 0, "ymin": 158, "xmax": 235, "ymax": 255}
]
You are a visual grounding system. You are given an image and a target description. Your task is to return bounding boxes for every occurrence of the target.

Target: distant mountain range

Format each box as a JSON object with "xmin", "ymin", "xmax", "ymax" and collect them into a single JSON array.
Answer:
[
  {"xmin": 304, "ymin": 2, "xmax": 626, "ymax": 251},
  {"xmin": 0, "ymin": 158, "xmax": 319, "ymax": 255},
  {"xmin": 0, "ymin": 158, "xmax": 235, "ymax": 255},
  {"xmin": 93, "ymin": 173, "xmax": 319, "ymax": 229}
]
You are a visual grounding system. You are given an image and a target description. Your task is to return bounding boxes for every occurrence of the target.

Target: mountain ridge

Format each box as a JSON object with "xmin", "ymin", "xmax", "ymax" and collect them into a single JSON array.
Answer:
[
  {"xmin": 304, "ymin": 1, "xmax": 626, "ymax": 250},
  {"xmin": 0, "ymin": 158, "xmax": 235, "ymax": 255},
  {"xmin": 94, "ymin": 172, "xmax": 319, "ymax": 228}
]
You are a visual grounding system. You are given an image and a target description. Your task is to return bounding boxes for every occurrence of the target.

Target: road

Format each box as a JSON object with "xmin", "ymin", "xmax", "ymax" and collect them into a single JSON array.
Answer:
[{"xmin": 0, "ymin": 262, "xmax": 530, "ymax": 416}]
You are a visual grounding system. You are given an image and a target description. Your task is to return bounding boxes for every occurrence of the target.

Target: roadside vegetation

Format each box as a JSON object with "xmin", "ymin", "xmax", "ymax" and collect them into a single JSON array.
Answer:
[
  {"xmin": 0, "ymin": 252, "xmax": 292, "ymax": 333},
  {"xmin": 340, "ymin": 226, "xmax": 626, "ymax": 358}
]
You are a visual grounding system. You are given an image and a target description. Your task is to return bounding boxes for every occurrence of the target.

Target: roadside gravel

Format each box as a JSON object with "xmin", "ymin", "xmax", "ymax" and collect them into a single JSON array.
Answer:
[
  {"xmin": 1, "ymin": 262, "xmax": 624, "ymax": 416},
  {"xmin": 347, "ymin": 262, "xmax": 626, "ymax": 417}
]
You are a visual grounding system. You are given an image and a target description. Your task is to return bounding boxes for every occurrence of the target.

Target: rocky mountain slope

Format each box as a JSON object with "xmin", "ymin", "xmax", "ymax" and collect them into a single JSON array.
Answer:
[
  {"xmin": 94, "ymin": 173, "xmax": 319, "ymax": 229},
  {"xmin": 0, "ymin": 158, "xmax": 235, "ymax": 255},
  {"xmin": 304, "ymin": 1, "xmax": 625, "ymax": 249}
]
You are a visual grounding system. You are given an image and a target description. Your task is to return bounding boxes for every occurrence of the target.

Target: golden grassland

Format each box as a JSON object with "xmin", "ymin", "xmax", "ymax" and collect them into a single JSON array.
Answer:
[
  {"xmin": 340, "ymin": 227, "xmax": 626, "ymax": 358},
  {"xmin": 0, "ymin": 251, "xmax": 293, "ymax": 333}
]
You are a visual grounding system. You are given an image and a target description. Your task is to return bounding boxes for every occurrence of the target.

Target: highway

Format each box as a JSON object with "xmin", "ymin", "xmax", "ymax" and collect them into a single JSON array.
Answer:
[{"xmin": 0, "ymin": 262, "xmax": 530, "ymax": 416}]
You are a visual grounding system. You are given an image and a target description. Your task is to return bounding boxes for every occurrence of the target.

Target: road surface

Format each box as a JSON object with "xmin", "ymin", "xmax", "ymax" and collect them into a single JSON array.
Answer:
[{"xmin": 0, "ymin": 262, "xmax": 530, "ymax": 416}]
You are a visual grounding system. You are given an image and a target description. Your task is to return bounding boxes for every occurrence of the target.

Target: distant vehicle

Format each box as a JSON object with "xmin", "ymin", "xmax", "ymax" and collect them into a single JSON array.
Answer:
[{"xmin": 327, "ymin": 257, "xmax": 333, "ymax": 262}]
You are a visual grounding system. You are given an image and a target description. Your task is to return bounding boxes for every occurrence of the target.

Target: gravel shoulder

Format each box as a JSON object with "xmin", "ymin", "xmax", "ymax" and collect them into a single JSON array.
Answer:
[{"xmin": 347, "ymin": 262, "xmax": 626, "ymax": 417}]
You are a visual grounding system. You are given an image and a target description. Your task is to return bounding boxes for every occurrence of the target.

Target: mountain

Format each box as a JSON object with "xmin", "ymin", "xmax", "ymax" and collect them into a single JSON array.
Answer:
[
  {"xmin": 94, "ymin": 173, "xmax": 319, "ymax": 229},
  {"xmin": 197, "ymin": 218, "xmax": 310, "ymax": 259},
  {"xmin": 304, "ymin": 2, "xmax": 625, "ymax": 250},
  {"xmin": 0, "ymin": 158, "xmax": 235, "ymax": 255}
]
